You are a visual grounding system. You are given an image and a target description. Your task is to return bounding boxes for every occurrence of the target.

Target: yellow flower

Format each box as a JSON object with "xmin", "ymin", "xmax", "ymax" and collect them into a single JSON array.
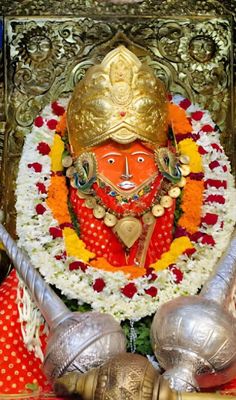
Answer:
[
  {"xmin": 151, "ymin": 236, "xmax": 193, "ymax": 271},
  {"xmin": 178, "ymin": 139, "xmax": 203, "ymax": 173},
  {"xmin": 63, "ymin": 227, "xmax": 95, "ymax": 262},
  {"xmin": 50, "ymin": 134, "xmax": 64, "ymax": 172}
]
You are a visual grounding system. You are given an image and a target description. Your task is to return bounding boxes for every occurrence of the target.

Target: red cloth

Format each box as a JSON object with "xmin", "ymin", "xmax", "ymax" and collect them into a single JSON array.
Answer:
[
  {"xmin": 0, "ymin": 270, "xmax": 53, "ymax": 396},
  {"xmin": 70, "ymin": 188, "xmax": 175, "ymax": 268}
]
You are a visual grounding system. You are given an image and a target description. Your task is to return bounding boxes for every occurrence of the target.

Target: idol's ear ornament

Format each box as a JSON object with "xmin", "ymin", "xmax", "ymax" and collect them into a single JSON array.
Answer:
[
  {"xmin": 73, "ymin": 152, "xmax": 97, "ymax": 193},
  {"xmin": 155, "ymin": 147, "xmax": 182, "ymax": 184}
]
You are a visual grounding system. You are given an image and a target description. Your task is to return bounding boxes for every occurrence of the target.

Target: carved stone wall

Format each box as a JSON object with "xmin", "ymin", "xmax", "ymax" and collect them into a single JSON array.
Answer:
[
  {"xmin": 0, "ymin": 0, "xmax": 235, "ymax": 233},
  {"xmin": 0, "ymin": 0, "xmax": 232, "ymax": 16}
]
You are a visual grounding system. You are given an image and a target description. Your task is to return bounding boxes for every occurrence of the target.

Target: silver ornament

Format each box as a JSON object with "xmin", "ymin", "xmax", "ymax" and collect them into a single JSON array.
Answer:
[
  {"xmin": 0, "ymin": 224, "xmax": 126, "ymax": 381},
  {"xmin": 151, "ymin": 231, "xmax": 236, "ymax": 392}
]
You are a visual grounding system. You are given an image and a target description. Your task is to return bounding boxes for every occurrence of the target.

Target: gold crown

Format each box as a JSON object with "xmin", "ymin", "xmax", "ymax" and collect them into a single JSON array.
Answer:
[{"xmin": 67, "ymin": 46, "xmax": 168, "ymax": 155}]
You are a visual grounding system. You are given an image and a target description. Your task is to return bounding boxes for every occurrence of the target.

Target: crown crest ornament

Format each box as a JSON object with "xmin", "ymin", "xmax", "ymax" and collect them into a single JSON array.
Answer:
[{"xmin": 67, "ymin": 46, "xmax": 168, "ymax": 155}]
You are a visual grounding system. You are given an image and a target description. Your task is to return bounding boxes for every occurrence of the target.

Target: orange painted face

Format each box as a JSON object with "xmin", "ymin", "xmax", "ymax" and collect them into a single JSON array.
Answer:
[{"xmin": 94, "ymin": 141, "xmax": 157, "ymax": 193}]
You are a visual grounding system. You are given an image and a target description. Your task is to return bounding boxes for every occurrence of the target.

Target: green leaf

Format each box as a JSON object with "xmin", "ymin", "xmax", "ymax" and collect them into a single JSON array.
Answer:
[{"xmin": 25, "ymin": 383, "xmax": 39, "ymax": 392}]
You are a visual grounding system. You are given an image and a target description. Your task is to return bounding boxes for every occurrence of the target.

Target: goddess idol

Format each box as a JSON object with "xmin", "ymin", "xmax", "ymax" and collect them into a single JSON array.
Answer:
[
  {"xmin": 67, "ymin": 45, "xmax": 182, "ymax": 269},
  {"xmin": 0, "ymin": 46, "xmax": 235, "ymax": 396}
]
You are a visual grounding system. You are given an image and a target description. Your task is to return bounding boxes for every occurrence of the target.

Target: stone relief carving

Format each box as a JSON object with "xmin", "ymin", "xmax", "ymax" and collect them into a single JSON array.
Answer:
[
  {"xmin": 0, "ymin": 0, "xmax": 231, "ymax": 17},
  {"xmin": 6, "ymin": 18, "xmax": 232, "ymax": 134}
]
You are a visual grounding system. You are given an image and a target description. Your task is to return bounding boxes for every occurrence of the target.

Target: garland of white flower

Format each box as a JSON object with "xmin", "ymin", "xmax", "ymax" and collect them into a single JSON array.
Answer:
[{"xmin": 15, "ymin": 95, "xmax": 236, "ymax": 358}]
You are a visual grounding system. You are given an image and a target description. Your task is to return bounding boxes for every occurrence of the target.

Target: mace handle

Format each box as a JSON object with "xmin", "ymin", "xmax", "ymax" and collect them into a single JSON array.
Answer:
[
  {"xmin": 200, "ymin": 231, "xmax": 236, "ymax": 308},
  {"xmin": 0, "ymin": 223, "xmax": 70, "ymax": 329}
]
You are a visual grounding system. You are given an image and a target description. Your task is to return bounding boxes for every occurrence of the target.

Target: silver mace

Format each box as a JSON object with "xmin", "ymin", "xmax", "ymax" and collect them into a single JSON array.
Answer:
[
  {"xmin": 151, "ymin": 230, "xmax": 236, "ymax": 392},
  {"xmin": 0, "ymin": 223, "xmax": 126, "ymax": 381}
]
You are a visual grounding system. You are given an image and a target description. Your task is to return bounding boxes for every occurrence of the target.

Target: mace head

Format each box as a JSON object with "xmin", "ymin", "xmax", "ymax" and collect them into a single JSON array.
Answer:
[
  {"xmin": 43, "ymin": 311, "xmax": 126, "ymax": 381},
  {"xmin": 54, "ymin": 352, "xmax": 169, "ymax": 400},
  {"xmin": 151, "ymin": 295, "xmax": 236, "ymax": 391}
]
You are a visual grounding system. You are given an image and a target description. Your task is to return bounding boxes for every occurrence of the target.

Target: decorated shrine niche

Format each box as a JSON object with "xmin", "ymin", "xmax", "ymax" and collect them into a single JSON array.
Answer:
[{"xmin": 0, "ymin": 1, "xmax": 236, "ymax": 398}]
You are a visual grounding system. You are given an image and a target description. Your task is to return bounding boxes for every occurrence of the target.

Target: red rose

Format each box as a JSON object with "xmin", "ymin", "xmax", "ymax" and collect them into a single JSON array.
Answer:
[
  {"xmin": 198, "ymin": 146, "xmax": 208, "ymax": 155},
  {"xmin": 205, "ymin": 194, "xmax": 225, "ymax": 204},
  {"xmin": 191, "ymin": 232, "xmax": 215, "ymax": 247},
  {"xmin": 28, "ymin": 162, "xmax": 42, "ymax": 173},
  {"xmin": 35, "ymin": 204, "xmax": 46, "ymax": 215},
  {"xmin": 201, "ymin": 234, "xmax": 215, "ymax": 246},
  {"xmin": 93, "ymin": 278, "xmax": 106, "ymax": 292},
  {"xmin": 47, "ymin": 119, "xmax": 58, "ymax": 130},
  {"xmin": 145, "ymin": 268, "xmax": 157, "ymax": 281},
  {"xmin": 183, "ymin": 248, "xmax": 196, "ymax": 257},
  {"xmin": 202, "ymin": 124, "xmax": 214, "ymax": 133},
  {"xmin": 191, "ymin": 232, "xmax": 203, "ymax": 242},
  {"xmin": 211, "ymin": 143, "xmax": 222, "ymax": 152},
  {"xmin": 37, "ymin": 142, "xmax": 51, "ymax": 155},
  {"xmin": 223, "ymin": 165, "xmax": 227, "ymax": 172},
  {"xmin": 34, "ymin": 116, "xmax": 44, "ymax": 127},
  {"xmin": 201, "ymin": 213, "xmax": 218, "ymax": 225},
  {"xmin": 55, "ymin": 251, "xmax": 66, "ymax": 260},
  {"xmin": 51, "ymin": 101, "xmax": 65, "ymax": 116},
  {"xmin": 49, "ymin": 227, "xmax": 63, "ymax": 239},
  {"xmin": 204, "ymin": 179, "xmax": 227, "ymax": 189},
  {"xmin": 191, "ymin": 111, "xmax": 203, "ymax": 121},
  {"xmin": 121, "ymin": 282, "xmax": 137, "ymax": 298},
  {"xmin": 168, "ymin": 265, "xmax": 183, "ymax": 284},
  {"xmin": 145, "ymin": 286, "xmax": 158, "ymax": 297},
  {"xmin": 36, "ymin": 182, "xmax": 47, "ymax": 194},
  {"xmin": 209, "ymin": 160, "xmax": 220, "ymax": 170},
  {"xmin": 69, "ymin": 261, "xmax": 88, "ymax": 272},
  {"xmin": 179, "ymin": 98, "xmax": 191, "ymax": 110}
]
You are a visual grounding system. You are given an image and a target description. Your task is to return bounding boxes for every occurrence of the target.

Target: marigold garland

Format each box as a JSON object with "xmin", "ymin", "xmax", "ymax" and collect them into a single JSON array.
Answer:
[
  {"xmin": 150, "ymin": 236, "xmax": 194, "ymax": 271},
  {"xmin": 90, "ymin": 258, "xmax": 146, "ymax": 280},
  {"xmin": 50, "ymin": 134, "xmax": 64, "ymax": 172},
  {"xmin": 178, "ymin": 178, "xmax": 204, "ymax": 234},
  {"xmin": 46, "ymin": 175, "xmax": 71, "ymax": 225},
  {"xmin": 168, "ymin": 103, "xmax": 192, "ymax": 134},
  {"xmin": 15, "ymin": 95, "xmax": 236, "ymax": 325},
  {"xmin": 63, "ymin": 227, "xmax": 95, "ymax": 261},
  {"xmin": 56, "ymin": 112, "xmax": 67, "ymax": 137}
]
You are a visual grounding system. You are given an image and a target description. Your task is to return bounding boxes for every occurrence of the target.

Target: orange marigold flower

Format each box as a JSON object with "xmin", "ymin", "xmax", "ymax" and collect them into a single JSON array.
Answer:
[
  {"xmin": 90, "ymin": 257, "xmax": 146, "ymax": 280},
  {"xmin": 47, "ymin": 175, "xmax": 71, "ymax": 225},
  {"xmin": 56, "ymin": 112, "xmax": 67, "ymax": 137},
  {"xmin": 168, "ymin": 103, "xmax": 192, "ymax": 134},
  {"xmin": 178, "ymin": 178, "xmax": 204, "ymax": 234}
]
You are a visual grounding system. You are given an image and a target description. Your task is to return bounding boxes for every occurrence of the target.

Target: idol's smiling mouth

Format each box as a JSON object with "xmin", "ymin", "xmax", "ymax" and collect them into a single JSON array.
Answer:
[{"xmin": 118, "ymin": 181, "xmax": 136, "ymax": 190}]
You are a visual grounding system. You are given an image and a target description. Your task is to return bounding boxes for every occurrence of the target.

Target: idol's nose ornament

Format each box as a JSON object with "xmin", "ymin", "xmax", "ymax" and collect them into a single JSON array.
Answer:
[{"xmin": 121, "ymin": 156, "xmax": 133, "ymax": 180}]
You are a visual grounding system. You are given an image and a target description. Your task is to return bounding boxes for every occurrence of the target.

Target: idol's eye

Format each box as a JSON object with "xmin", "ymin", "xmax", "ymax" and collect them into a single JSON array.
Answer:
[
  {"xmin": 107, "ymin": 158, "xmax": 115, "ymax": 164},
  {"xmin": 137, "ymin": 156, "xmax": 145, "ymax": 163}
]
